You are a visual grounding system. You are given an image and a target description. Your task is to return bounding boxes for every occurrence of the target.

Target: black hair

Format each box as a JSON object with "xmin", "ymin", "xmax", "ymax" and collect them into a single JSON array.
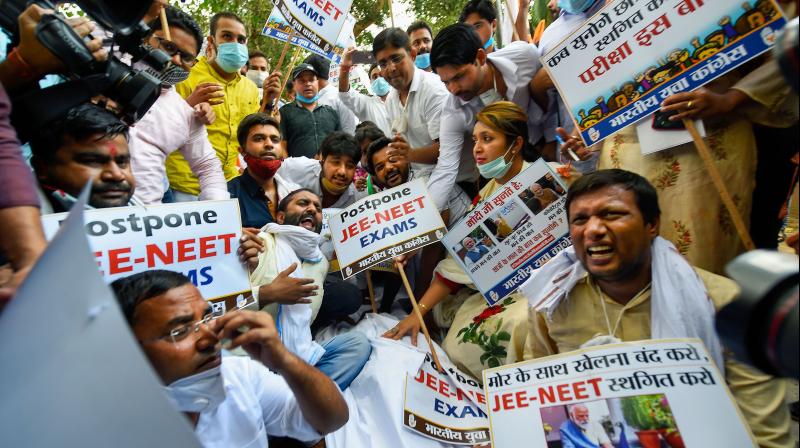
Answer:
[
  {"xmin": 210, "ymin": 12, "xmax": 246, "ymax": 36},
  {"xmin": 30, "ymin": 103, "xmax": 129, "ymax": 163},
  {"xmin": 146, "ymin": 5, "xmax": 203, "ymax": 55},
  {"xmin": 365, "ymin": 136, "xmax": 392, "ymax": 175},
  {"xmin": 278, "ymin": 188, "xmax": 318, "ymax": 213},
  {"xmin": 372, "ymin": 27, "xmax": 411, "ymax": 56},
  {"xmin": 431, "ymin": 23, "xmax": 482, "ymax": 70},
  {"xmin": 368, "ymin": 63, "xmax": 379, "ymax": 76},
  {"xmin": 236, "ymin": 113, "xmax": 280, "ymax": 148},
  {"xmin": 459, "ymin": 0, "xmax": 498, "ymax": 22},
  {"xmin": 565, "ymin": 169, "xmax": 661, "ymax": 225},
  {"xmin": 304, "ymin": 54, "xmax": 331, "ymax": 80},
  {"xmin": 110, "ymin": 270, "xmax": 193, "ymax": 324},
  {"xmin": 249, "ymin": 50, "xmax": 267, "ymax": 61},
  {"xmin": 319, "ymin": 131, "xmax": 361, "ymax": 162},
  {"xmin": 354, "ymin": 121, "xmax": 386, "ymax": 147},
  {"xmin": 406, "ymin": 20, "xmax": 433, "ymax": 37}
]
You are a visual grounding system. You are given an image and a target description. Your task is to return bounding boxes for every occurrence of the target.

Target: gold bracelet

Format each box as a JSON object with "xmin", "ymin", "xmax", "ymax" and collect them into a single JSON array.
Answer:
[{"xmin": 419, "ymin": 302, "xmax": 429, "ymax": 312}]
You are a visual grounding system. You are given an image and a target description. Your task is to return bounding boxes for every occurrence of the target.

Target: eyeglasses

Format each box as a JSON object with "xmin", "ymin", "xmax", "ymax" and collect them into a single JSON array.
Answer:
[
  {"xmin": 377, "ymin": 53, "xmax": 406, "ymax": 70},
  {"xmin": 154, "ymin": 36, "xmax": 197, "ymax": 67},
  {"xmin": 165, "ymin": 312, "xmax": 221, "ymax": 344}
]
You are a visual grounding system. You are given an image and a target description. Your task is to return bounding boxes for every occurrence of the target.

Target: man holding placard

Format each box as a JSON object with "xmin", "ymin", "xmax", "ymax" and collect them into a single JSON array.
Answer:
[{"xmin": 521, "ymin": 169, "xmax": 791, "ymax": 447}]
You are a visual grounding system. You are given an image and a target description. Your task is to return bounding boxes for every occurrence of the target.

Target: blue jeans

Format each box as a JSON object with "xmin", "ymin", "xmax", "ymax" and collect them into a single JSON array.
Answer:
[{"xmin": 314, "ymin": 331, "xmax": 371, "ymax": 390}]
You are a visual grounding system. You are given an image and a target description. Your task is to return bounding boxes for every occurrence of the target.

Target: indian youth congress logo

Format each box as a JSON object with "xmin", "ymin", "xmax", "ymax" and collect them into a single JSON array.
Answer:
[
  {"xmin": 345, "ymin": 266, "xmax": 353, "ymax": 277},
  {"xmin": 588, "ymin": 127, "xmax": 600, "ymax": 142},
  {"xmin": 760, "ymin": 26, "xmax": 776, "ymax": 45}
]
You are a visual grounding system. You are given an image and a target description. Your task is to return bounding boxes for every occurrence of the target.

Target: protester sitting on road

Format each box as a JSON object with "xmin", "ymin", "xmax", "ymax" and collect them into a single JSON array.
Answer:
[
  {"xmin": 522, "ymin": 169, "xmax": 791, "ymax": 447},
  {"xmin": 30, "ymin": 103, "xmax": 141, "ymax": 213},
  {"xmin": 383, "ymin": 102, "xmax": 568, "ymax": 380},
  {"xmin": 239, "ymin": 189, "xmax": 372, "ymax": 390},
  {"xmin": 110, "ymin": 270, "xmax": 348, "ymax": 447}
]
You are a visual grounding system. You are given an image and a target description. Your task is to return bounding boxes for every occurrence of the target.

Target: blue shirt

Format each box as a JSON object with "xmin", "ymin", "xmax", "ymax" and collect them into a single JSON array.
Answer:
[{"xmin": 226, "ymin": 170, "xmax": 299, "ymax": 228}]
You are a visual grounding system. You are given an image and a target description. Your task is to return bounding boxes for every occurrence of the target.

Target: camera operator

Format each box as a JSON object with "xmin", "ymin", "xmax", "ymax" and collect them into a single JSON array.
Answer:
[
  {"xmin": 0, "ymin": 4, "xmax": 106, "ymax": 93},
  {"xmin": 0, "ymin": 3, "xmax": 116, "ymax": 311}
]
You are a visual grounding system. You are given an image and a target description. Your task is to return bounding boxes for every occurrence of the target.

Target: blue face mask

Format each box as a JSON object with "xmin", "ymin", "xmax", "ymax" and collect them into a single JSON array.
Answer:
[
  {"xmin": 371, "ymin": 77, "xmax": 390, "ymax": 96},
  {"xmin": 215, "ymin": 41, "xmax": 249, "ymax": 73},
  {"xmin": 296, "ymin": 92, "xmax": 321, "ymax": 104},
  {"xmin": 477, "ymin": 140, "xmax": 516, "ymax": 179},
  {"xmin": 414, "ymin": 52, "xmax": 431, "ymax": 69},
  {"xmin": 557, "ymin": 0, "xmax": 597, "ymax": 14},
  {"xmin": 483, "ymin": 36, "xmax": 495, "ymax": 50}
]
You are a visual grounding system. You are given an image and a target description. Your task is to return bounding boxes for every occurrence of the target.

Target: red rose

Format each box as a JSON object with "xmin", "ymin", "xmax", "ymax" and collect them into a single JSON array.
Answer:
[{"xmin": 473, "ymin": 305, "xmax": 504, "ymax": 323}]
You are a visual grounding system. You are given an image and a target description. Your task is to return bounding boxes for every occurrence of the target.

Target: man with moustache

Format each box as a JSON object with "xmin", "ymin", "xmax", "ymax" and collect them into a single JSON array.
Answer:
[
  {"xmin": 278, "ymin": 132, "xmax": 365, "ymax": 209},
  {"xmin": 227, "ymin": 114, "xmax": 300, "ymax": 228},
  {"xmin": 407, "ymin": 21, "xmax": 434, "ymax": 72},
  {"xmin": 521, "ymin": 169, "xmax": 791, "ymax": 447},
  {"xmin": 241, "ymin": 189, "xmax": 371, "ymax": 390},
  {"xmin": 110, "ymin": 270, "xmax": 348, "ymax": 447},
  {"xmin": 30, "ymin": 103, "xmax": 141, "ymax": 213},
  {"xmin": 365, "ymin": 136, "xmax": 470, "ymax": 226}
]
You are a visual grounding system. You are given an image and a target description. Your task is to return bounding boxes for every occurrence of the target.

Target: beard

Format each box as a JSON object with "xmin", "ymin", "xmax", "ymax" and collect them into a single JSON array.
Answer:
[
  {"xmin": 283, "ymin": 209, "xmax": 322, "ymax": 234},
  {"xmin": 90, "ymin": 180, "xmax": 133, "ymax": 208}
]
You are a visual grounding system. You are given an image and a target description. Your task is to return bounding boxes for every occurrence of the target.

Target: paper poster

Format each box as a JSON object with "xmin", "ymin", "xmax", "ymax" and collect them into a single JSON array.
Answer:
[
  {"xmin": 483, "ymin": 339, "xmax": 755, "ymax": 447},
  {"xmin": 262, "ymin": 7, "xmax": 356, "ymax": 63},
  {"xmin": 40, "ymin": 199, "xmax": 250, "ymax": 307},
  {"xmin": 269, "ymin": 0, "xmax": 353, "ymax": 54},
  {"xmin": 328, "ymin": 178, "xmax": 447, "ymax": 278},
  {"xmin": 442, "ymin": 160, "xmax": 571, "ymax": 306},
  {"xmin": 635, "ymin": 116, "xmax": 706, "ymax": 154},
  {"xmin": 542, "ymin": 0, "xmax": 787, "ymax": 145},
  {"xmin": 0, "ymin": 185, "xmax": 201, "ymax": 447},
  {"xmin": 403, "ymin": 354, "xmax": 491, "ymax": 445}
]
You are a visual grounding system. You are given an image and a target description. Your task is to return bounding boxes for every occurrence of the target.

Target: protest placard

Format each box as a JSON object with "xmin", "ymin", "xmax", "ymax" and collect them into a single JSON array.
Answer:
[
  {"xmin": 269, "ymin": 0, "xmax": 352, "ymax": 54},
  {"xmin": 543, "ymin": 0, "xmax": 787, "ymax": 145},
  {"xmin": 262, "ymin": 7, "xmax": 356, "ymax": 63},
  {"xmin": 443, "ymin": 160, "xmax": 570, "ymax": 306},
  {"xmin": 403, "ymin": 353, "xmax": 491, "ymax": 445},
  {"xmin": 40, "ymin": 200, "xmax": 250, "ymax": 309},
  {"xmin": 483, "ymin": 339, "xmax": 756, "ymax": 447},
  {"xmin": 329, "ymin": 178, "xmax": 446, "ymax": 279}
]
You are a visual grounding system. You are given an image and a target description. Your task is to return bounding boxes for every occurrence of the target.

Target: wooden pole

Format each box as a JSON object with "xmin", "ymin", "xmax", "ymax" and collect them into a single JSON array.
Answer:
[
  {"xmin": 366, "ymin": 270, "xmax": 378, "ymax": 314},
  {"xmin": 396, "ymin": 261, "xmax": 444, "ymax": 373},
  {"xmin": 270, "ymin": 48, "xmax": 303, "ymax": 116},
  {"xmin": 503, "ymin": 0, "xmax": 520, "ymax": 41},
  {"xmin": 683, "ymin": 119, "xmax": 755, "ymax": 251},
  {"xmin": 159, "ymin": 7, "xmax": 171, "ymax": 41},
  {"xmin": 388, "ymin": 0, "xmax": 396, "ymax": 28},
  {"xmin": 273, "ymin": 29, "xmax": 296, "ymax": 75}
]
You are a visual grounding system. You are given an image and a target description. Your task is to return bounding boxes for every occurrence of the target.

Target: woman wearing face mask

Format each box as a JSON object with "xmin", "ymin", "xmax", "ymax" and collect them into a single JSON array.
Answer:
[{"xmin": 383, "ymin": 102, "xmax": 575, "ymax": 378}]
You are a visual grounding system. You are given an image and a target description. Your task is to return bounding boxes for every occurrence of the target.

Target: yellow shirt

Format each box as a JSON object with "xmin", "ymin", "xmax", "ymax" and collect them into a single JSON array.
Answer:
[
  {"xmin": 166, "ymin": 57, "xmax": 260, "ymax": 195},
  {"xmin": 527, "ymin": 268, "xmax": 792, "ymax": 448}
]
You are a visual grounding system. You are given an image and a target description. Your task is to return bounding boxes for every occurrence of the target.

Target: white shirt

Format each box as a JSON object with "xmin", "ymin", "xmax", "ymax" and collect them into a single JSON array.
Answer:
[
  {"xmin": 384, "ymin": 67, "xmax": 449, "ymax": 179},
  {"xmin": 578, "ymin": 421, "xmax": 611, "ymax": 445},
  {"xmin": 338, "ymin": 89, "xmax": 392, "ymax": 137},
  {"xmin": 129, "ymin": 88, "xmax": 229, "ymax": 204},
  {"xmin": 539, "ymin": 0, "xmax": 605, "ymax": 141},
  {"xmin": 428, "ymin": 41, "xmax": 544, "ymax": 210},
  {"xmin": 278, "ymin": 156, "xmax": 365, "ymax": 208},
  {"xmin": 195, "ymin": 356, "xmax": 322, "ymax": 448},
  {"xmin": 408, "ymin": 170, "xmax": 470, "ymax": 227},
  {"xmin": 318, "ymin": 83, "xmax": 358, "ymax": 135}
]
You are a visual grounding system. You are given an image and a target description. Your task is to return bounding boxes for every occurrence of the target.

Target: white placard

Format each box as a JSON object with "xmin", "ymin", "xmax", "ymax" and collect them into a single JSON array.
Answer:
[{"xmin": 41, "ymin": 199, "xmax": 250, "ymax": 301}]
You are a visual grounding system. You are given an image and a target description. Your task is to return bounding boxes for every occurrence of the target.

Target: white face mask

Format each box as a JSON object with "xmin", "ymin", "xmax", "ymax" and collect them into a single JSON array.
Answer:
[
  {"xmin": 246, "ymin": 69, "xmax": 268, "ymax": 88},
  {"xmin": 164, "ymin": 365, "xmax": 226, "ymax": 413}
]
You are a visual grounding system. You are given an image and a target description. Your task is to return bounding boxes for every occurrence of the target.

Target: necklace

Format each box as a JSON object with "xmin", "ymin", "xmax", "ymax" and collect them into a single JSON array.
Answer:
[{"xmin": 593, "ymin": 279, "xmax": 651, "ymax": 339}]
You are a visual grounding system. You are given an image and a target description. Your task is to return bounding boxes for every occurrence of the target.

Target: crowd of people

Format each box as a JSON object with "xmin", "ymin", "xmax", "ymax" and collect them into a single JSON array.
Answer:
[{"xmin": 0, "ymin": 0, "xmax": 797, "ymax": 447}]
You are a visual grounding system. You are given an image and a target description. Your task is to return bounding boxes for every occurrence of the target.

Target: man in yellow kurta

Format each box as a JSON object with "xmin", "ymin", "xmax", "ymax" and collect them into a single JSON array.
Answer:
[
  {"xmin": 522, "ymin": 169, "xmax": 791, "ymax": 448},
  {"xmin": 166, "ymin": 12, "xmax": 260, "ymax": 201}
]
